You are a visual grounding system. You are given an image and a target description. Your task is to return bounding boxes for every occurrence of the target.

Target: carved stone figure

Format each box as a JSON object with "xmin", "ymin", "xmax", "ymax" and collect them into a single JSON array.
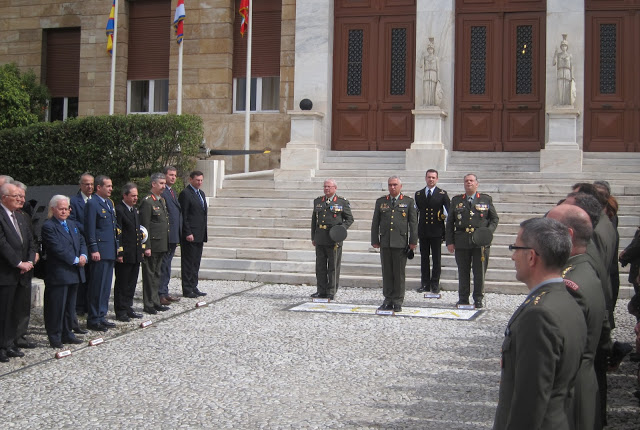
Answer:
[
  {"xmin": 553, "ymin": 34, "xmax": 576, "ymax": 106},
  {"xmin": 422, "ymin": 37, "xmax": 443, "ymax": 107}
]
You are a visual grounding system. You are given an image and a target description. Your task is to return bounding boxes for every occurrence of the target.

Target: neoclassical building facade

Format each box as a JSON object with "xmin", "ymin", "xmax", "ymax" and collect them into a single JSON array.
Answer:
[{"xmin": 2, "ymin": 0, "xmax": 639, "ymax": 174}]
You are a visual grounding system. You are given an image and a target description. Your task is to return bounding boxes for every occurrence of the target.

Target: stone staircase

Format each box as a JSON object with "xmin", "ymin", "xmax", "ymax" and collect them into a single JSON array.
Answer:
[{"xmin": 176, "ymin": 151, "xmax": 640, "ymax": 297}]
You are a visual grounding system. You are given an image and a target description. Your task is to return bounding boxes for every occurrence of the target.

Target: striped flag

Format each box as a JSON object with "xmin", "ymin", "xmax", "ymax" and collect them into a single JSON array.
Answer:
[
  {"xmin": 239, "ymin": 0, "xmax": 249, "ymax": 37},
  {"xmin": 174, "ymin": 0, "xmax": 185, "ymax": 44},
  {"xmin": 106, "ymin": 0, "xmax": 115, "ymax": 54}
]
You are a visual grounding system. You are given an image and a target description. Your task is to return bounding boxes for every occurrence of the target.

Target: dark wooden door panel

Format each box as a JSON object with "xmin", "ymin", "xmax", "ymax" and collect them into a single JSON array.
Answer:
[
  {"xmin": 332, "ymin": 8, "xmax": 415, "ymax": 151},
  {"xmin": 585, "ymin": 10, "xmax": 640, "ymax": 151},
  {"xmin": 455, "ymin": 11, "xmax": 544, "ymax": 152}
]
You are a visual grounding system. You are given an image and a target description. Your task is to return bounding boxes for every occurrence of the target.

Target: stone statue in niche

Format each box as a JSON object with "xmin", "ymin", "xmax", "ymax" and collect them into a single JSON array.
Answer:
[
  {"xmin": 553, "ymin": 34, "xmax": 576, "ymax": 106},
  {"xmin": 422, "ymin": 37, "xmax": 443, "ymax": 107}
]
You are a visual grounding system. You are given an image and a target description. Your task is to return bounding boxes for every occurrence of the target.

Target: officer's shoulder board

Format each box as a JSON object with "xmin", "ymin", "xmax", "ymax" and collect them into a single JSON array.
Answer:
[
  {"xmin": 531, "ymin": 290, "xmax": 549, "ymax": 306},
  {"xmin": 439, "ymin": 189, "xmax": 447, "ymax": 195}
]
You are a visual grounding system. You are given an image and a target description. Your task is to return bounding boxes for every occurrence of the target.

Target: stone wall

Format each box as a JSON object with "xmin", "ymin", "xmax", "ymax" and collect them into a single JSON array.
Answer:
[{"xmin": 0, "ymin": 0, "xmax": 295, "ymax": 174}]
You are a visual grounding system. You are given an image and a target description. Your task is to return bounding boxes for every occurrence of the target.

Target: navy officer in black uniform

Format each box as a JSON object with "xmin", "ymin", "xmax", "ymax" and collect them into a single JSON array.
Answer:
[
  {"xmin": 415, "ymin": 169, "xmax": 450, "ymax": 294},
  {"xmin": 445, "ymin": 173, "xmax": 499, "ymax": 308},
  {"xmin": 311, "ymin": 179, "xmax": 354, "ymax": 300}
]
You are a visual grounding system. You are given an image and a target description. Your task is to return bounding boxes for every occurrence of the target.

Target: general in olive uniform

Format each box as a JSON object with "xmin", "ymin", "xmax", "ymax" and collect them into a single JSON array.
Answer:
[
  {"xmin": 311, "ymin": 179, "xmax": 354, "ymax": 299},
  {"xmin": 371, "ymin": 176, "xmax": 418, "ymax": 312},
  {"xmin": 139, "ymin": 173, "xmax": 170, "ymax": 314},
  {"xmin": 494, "ymin": 218, "xmax": 587, "ymax": 430},
  {"xmin": 445, "ymin": 174, "xmax": 498, "ymax": 308},
  {"xmin": 414, "ymin": 169, "xmax": 450, "ymax": 293}
]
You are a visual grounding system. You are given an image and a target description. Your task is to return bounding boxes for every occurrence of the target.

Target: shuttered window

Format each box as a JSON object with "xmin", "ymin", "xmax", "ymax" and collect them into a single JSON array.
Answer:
[
  {"xmin": 128, "ymin": 0, "xmax": 170, "ymax": 81},
  {"xmin": 233, "ymin": 0, "xmax": 282, "ymax": 78},
  {"xmin": 45, "ymin": 27, "xmax": 80, "ymax": 98}
]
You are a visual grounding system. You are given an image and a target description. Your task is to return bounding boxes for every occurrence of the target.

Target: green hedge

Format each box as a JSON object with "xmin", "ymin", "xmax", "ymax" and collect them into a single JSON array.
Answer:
[{"xmin": 0, "ymin": 114, "xmax": 203, "ymax": 186}]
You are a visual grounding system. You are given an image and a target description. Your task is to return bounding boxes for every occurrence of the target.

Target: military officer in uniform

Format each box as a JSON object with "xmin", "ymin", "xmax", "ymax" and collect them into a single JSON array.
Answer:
[
  {"xmin": 371, "ymin": 176, "xmax": 418, "ymax": 312},
  {"xmin": 547, "ymin": 204, "xmax": 606, "ymax": 430},
  {"xmin": 445, "ymin": 174, "xmax": 499, "ymax": 308},
  {"xmin": 139, "ymin": 173, "xmax": 170, "ymax": 314},
  {"xmin": 114, "ymin": 183, "xmax": 144, "ymax": 322},
  {"xmin": 494, "ymin": 217, "xmax": 587, "ymax": 430},
  {"xmin": 311, "ymin": 179, "xmax": 354, "ymax": 300},
  {"xmin": 414, "ymin": 169, "xmax": 450, "ymax": 293}
]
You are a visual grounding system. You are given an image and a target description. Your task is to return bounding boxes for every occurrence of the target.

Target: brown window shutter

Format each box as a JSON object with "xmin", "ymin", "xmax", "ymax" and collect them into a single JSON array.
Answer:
[
  {"xmin": 45, "ymin": 28, "xmax": 81, "ymax": 98},
  {"xmin": 233, "ymin": 0, "xmax": 282, "ymax": 78},
  {"xmin": 128, "ymin": 0, "xmax": 171, "ymax": 81}
]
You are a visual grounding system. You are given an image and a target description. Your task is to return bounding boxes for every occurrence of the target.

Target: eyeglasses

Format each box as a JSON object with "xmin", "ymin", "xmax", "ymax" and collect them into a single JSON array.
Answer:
[
  {"xmin": 3, "ymin": 194, "xmax": 25, "ymax": 200},
  {"xmin": 509, "ymin": 244, "xmax": 539, "ymax": 255}
]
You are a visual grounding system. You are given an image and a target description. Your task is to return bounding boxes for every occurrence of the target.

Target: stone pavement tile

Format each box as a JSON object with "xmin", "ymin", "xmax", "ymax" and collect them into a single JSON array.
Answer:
[{"xmin": 0, "ymin": 280, "xmax": 639, "ymax": 429}]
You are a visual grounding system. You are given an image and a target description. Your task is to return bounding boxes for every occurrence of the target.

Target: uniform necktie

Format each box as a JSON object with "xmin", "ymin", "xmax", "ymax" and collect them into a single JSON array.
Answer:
[
  {"xmin": 11, "ymin": 213, "xmax": 23, "ymax": 242},
  {"xmin": 427, "ymin": 189, "xmax": 432, "ymax": 200},
  {"xmin": 467, "ymin": 196, "xmax": 473, "ymax": 205},
  {"xmin": 62, "ymin": 220, "xmax": 70, "ymax": 233},
  {"xmin": 391, "ymin": 197, "xmax": 396, "ymax": 206}
]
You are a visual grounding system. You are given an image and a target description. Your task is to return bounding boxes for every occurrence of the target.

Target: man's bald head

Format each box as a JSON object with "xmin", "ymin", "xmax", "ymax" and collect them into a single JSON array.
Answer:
[{"xmin": 547, "ymin": 204, "xmax": 593, "ymax": 250}]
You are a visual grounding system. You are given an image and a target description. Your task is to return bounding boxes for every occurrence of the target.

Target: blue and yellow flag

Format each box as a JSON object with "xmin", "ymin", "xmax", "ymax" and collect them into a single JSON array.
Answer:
[{"xmin": 106, "ymin": 0, "xmax": 115, "ymax": 55}]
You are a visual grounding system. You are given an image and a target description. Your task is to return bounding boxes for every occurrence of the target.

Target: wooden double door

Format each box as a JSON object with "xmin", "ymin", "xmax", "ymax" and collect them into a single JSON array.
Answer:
[
  {"xmin": 332, "ymin": 1, "xmax": 415, "ymax": 151},
  {"xmin": 454, "ymin": 11, "xmax": 545, "ymax": 151},
  {"xmin": 585, "ymin": 1, "xmax": 640, "ymax": 152}
]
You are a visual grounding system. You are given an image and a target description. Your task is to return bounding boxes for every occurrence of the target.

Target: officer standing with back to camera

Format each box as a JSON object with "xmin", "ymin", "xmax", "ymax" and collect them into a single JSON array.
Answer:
[
  {"xmin": 415, "ymin": 169, "xmax": 450, "ymax": 294},
  {"xmin": 445, "ymin": 173, "xmax": 498, "ymax": 308},
  {"xmin": 311, "ymin": 178, "xmax": 354, "ymax": 300}
]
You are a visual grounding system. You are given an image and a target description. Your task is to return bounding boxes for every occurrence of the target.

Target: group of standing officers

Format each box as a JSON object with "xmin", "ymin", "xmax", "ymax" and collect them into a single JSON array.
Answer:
[
  {"xmin": 0, "ymin": 169, "xmax": 209, "ymax": 358},
  {"xmin": 311, "ymin": 170, "xmax": 499, "ymax": 312},
  {"xmin": 311, "ymin": 171, "xmax": 631, "ymax": 429}
]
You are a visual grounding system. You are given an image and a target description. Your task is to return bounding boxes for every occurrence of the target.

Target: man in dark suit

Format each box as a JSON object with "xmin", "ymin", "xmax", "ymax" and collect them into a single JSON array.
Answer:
[
  {"xmin": 159, "ymin": 166, "xmax": 182, "ymax": 304},
  {"xmin": 12, "ymin": 181, "xmax": 38, "ymax": 349},
  {"xmin": 139, "ymin": 173, "xmax": 171, "ymax": 314},
  {"xmin": 84, "ymin": 175, "xmax": 118, "ymax": 332},
  {"xmin": 69, "ymin": 172, "xmax": 93, "ymax": 329},
  {"xmin": 0, "ymin": 183, "xmax": 37, "ymax": 362},
  {"xmin": 179, "ymin": 170, "xmax": 208, "ymax": 298},
  {"xmin": 445, "ymin": 174, "xmax": 499, "ymax": 308},
  {"xmin": 494, "ymin": 217, "xmax": 587, "ymax": 430},
  {"xmin": 41, "ymin": 195, "xmax": 88, "ymax": 348},
  {"xmin": 414, "ymin": 169, "xmax": 450, "ymax": 294},
  {"xmin": 114, "ymin": 183, "xmax": 144, "ymax": 322}
]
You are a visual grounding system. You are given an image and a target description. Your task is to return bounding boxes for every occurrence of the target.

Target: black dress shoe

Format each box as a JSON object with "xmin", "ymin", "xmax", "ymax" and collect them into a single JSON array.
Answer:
[
  {"xmin": 194, "ymin": 290, "xmax": 207, "ymax": 297},
  {"xmin": 6, "ymin": 347, "xmax": 25, "ymax": 358},
  {"xmin": 73, "ymin": 327, "xmax": 89, "ymax": 334},
  {"xmin": 377, "ymin": 303, "xmax": 392, "ymax": 311},
  {"xmin": 87, "ymin": 322, "xmax": 108, "ymax": 332},
  {"xmin": 0, "ymin": 350, "xmax": 9, "ymax": 362},
  {"xmin": 101, "ymin": 320, "xmax": 116, "ymax": 328},
  {"xmin": 49, "ymin": 340, "xmax": 64, "ymax": 348},
  {"xmin": 393, "ymin": 304, "xmax": 402, "ymax": 312},
  {"xmin": 62, "ymin": 336, "xmax": 83, "ymax": 345},
  {"xmin": 456, "ymin": 300, "xmax": 470, "ymax": 306},
  {"xmin": 15, "ymin": 338, "xmax": 36, "ymax": 349},
  {"xmin": 116, "ymin": 315, "xmax": 131, "ymax": 322},
  {"xmin": 474, "ymin": 301, "xmax": 484, "ymax": 309},
  {"xmin": 431, "ymin": 285, "xmax": 441, "ymax": 294},
  {"xmin": 183, "ymin": 292, "xmax": 199, "ymax": 298},
  {"xmin": 127, "ymin": 311, "xmax": 143, "ymax": 319},
  {"xmin": 144, "ymin": 307, "xmax": 158, "ymax": 314},
  {"xmin": 326, "ymin": 294, "xmax": 335, "ymax": 300},
  {"xmin": 416, "ymin": 286, "xmax": 428, "ymax": 293},
  {"xmin": 154, "ymin": 305, "xmax": 170, "ymax": 312},
  {"xmin": 310, "ymin": 292, "xmax": 321, "ymax": 298}
]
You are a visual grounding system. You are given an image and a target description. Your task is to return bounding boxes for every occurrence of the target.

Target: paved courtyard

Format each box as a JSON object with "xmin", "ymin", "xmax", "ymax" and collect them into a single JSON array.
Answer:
[{"xmin": 2, "ymin": 280, "xmax": 639, "ymax": 429}]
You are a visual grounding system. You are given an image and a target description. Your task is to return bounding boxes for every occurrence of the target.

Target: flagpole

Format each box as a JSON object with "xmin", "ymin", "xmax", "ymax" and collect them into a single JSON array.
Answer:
[
  {"xmin": 109, "ymin": 0, "xmax": 118, "ymax": 115},
  {"xmin": 177, "ymin": 41, "xmax": 183, "ymax": 115},
  {"xmin": 243, "ymin": 0, "xmax": 253, "ymax": 173}
]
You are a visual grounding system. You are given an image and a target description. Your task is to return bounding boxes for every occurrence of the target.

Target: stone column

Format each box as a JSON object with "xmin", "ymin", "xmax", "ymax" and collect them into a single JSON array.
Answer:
[
  {"xmin": 276, "ymin": 0, "xmax": 333, "ymax": 182},
  {"xmin": 406, "ymin": 108, "xmax": 448, "ymax": 171},
  {"xmin": 540, "ymin": 109, "xmax": 582, "ymax": 172}
]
